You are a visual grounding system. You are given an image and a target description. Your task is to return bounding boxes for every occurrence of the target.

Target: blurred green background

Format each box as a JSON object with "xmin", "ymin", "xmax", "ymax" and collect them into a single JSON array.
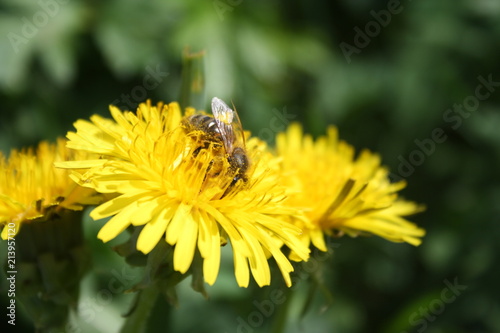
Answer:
[{"xmin": 1, "ymin": 0, "xmax": 500, "ymax": 332}]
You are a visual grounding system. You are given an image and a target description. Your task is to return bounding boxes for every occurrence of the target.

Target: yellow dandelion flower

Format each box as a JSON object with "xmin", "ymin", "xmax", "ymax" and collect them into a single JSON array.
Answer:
[
  {"xmin": 0, "ymin": 138, "xmax": 100, "ymax": 331},
  {"xmin": 276, "ymin": 123, "xmax": 425, "ymax": 256},
  {"xmin": 59, "ymin": 100, "xmax": 310, "ymax": 288},
  {"xmin": 0, "ymin": 138, "xmax": 100, "ymax": 238}
]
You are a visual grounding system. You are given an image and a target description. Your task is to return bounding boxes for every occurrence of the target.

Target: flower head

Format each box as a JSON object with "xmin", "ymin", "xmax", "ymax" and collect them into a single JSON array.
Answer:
[
  {"xmin": 276, "ymin": 123, "xmax": 425, "ymax": 256},
  {"xmin": 0, "ymin": 138, "xmax": 100, "ymax": 238},
  {"xmin": 60, "ymin": 101, "xmax": 309, "ymax": 287},
  {"xmin": 0, "ymin": 138, "xmax": 99, "ymax": 331}
]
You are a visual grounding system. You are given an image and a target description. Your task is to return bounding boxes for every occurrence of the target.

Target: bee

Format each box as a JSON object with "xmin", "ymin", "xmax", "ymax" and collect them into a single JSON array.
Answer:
[{"xmin": 182, "ymin": 97, "xmax": 249, "ymax": 187}]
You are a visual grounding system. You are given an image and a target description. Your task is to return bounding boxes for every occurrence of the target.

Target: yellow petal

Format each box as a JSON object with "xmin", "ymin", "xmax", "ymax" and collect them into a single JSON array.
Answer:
[
  {"xmin": 166, "ymin": 202, "xmax": 191, "ymax": 245},
  {"xmin": 267, "ymin": 247, "xmax": 294, "ymax": 287},
  {"xmin": 198, "ymin": 209, "xmax": 221, "ymax": 285},
  {"xmin": 233, "ymin": 248, "xmax": 250, "ymax": 288},
  {"xmin": 97, "ymin": 203, "xmax": 138, "ymax": 242},
  {"xmin": 55, "ymin": 159, "xmax": 106, "ymax": 169},
  {"xmin": 310, "ymin": 228, "xmax": 327, "ymax": 252},
  {"xmin": 130, "ymin": 196, "xmax": 163, "ymax": 226},
  {"xmin": 91, "ymin": 191, "xmax": 146, "ymax": 219},
  {"xmin": 241, "ymin": 229, "xmax": 271, "ymax": 287},
  {"xmin": 173, "ymin": 208, "xmax": 198, "ymax": 274},
  {"xmin": 136, "ymin": 208, "xmax": 169, "ymax": 254}
]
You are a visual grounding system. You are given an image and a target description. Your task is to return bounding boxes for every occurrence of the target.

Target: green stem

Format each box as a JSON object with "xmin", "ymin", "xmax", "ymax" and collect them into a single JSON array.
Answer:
[
  {"xmin": 270, "ymin": 287, "xmax": 294, "ymax": 333},
  {"xmin": 179, "ymin": 47, "xmax": 206, "ymax": 110},
  {"xmin": 119, "ymin": 287, "xmax": 160, "ymax": 333}
]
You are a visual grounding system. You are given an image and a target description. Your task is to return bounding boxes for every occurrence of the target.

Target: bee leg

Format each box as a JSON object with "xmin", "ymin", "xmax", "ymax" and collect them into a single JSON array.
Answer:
[{"xmin": 192, "ymin": 146, "xmax": 202, "ymax": 158}]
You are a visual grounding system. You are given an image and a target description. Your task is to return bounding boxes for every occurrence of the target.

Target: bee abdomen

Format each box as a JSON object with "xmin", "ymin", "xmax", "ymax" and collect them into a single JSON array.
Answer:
[{"xmin": 185, "ymin": 115, "xmax": 220, "ymax": 134}]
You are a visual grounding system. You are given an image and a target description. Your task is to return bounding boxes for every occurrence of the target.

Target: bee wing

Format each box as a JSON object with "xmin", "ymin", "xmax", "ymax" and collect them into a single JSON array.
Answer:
[
  {"xmin": 229, "ymin": 101, "xmax": 246, "ymax": 148},
  {"xmin": 211, "ymin": 97, "xmax": 245, "ymax": 153}
]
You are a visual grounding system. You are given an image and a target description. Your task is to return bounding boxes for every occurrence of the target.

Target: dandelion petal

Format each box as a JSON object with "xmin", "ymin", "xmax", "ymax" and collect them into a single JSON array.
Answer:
[
  {"xmin": 173, "ymin": 210, "xmax": 198, "ymax": 274},
  {"xmin": 137, "ymin": 209, "xmax": 169, "ymax": 254}
]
